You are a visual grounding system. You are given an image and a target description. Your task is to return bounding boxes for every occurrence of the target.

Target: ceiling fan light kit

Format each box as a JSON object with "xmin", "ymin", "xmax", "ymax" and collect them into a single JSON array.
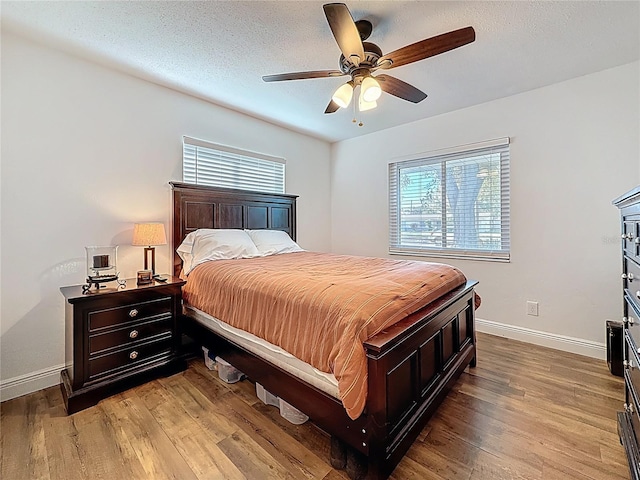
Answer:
[{"xmin": 262, "ymin": 3, "xmax": 475, "ymax": 119}]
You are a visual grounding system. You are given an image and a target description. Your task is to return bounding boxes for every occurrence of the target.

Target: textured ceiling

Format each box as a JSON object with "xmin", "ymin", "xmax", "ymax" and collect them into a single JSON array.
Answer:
[{"xmin": 2, "ymin": 1, "xmax": 639, "ymax": 143}]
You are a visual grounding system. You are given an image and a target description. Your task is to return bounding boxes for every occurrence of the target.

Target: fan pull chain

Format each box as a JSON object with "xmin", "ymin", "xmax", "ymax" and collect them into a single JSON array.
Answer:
[
  {"xmin": 351, "ymin": 88, "xmax": 364, "ymax": 127},
  {"xmin": 352, "ymin": 93, "xmax": 357, "ymax": 124}
]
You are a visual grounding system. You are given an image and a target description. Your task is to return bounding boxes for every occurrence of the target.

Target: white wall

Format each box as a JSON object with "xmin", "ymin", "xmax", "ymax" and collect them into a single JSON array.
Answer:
[
  {"xmin": 331, "ymin": 62, "xmax": 640, "ymax": 355},
  {"xmin": 0, "ymin": 32, "xmax": 332, "ymax": 398}
]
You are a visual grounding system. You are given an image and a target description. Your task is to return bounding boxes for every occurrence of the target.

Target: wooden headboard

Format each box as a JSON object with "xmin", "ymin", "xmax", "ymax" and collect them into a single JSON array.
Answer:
[{"xmin": 169, "ymin": 182, "xmax": 298, "ymax": 276}]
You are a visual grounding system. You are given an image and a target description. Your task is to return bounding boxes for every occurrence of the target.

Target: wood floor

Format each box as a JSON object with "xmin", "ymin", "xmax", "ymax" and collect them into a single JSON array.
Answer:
[{"xmin": 0, "ymin": 333, "xmax": 629, "ymax": 480}]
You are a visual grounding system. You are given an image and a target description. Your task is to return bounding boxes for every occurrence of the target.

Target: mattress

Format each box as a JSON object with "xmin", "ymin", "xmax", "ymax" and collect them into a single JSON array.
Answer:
[{"xmin": 185, "ymin": 305, "xmax": 340, "ymax": 398}]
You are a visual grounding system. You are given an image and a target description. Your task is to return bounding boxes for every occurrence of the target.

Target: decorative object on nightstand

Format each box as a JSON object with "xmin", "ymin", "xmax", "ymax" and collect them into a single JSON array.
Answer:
[
  {"xmin": 132, "ymin": 222, "xmax": 167, "ymax": 279},
  {"xmin": 136, "ymin": 270, "xmax": 153, "ymax": 285},
  {"xmin": 82, "ymin": 245, "xmax": 126, "ymax": 294},
  {"xmin": 60, "ymin": 275, "xmax": 187, "ymax": 414}
]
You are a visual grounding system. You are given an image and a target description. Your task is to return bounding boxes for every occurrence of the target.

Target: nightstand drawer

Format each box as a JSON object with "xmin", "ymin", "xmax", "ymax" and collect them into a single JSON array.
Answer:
[
  {"xmin": 89, "ymin": 316, "xmax": 173, "ymax": 355},
  {"xmin": 88, "ymin": 297, "xmax": 172, "ymax": 331},
  {"xmin": 88, "ymin": 338, "xmax": 173, "ymax": 380}
]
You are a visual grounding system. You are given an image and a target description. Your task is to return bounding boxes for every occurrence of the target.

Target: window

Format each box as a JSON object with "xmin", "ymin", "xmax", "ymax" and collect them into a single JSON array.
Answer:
[
  {"xmin": 389, "ymin": 138, "xmax": 510, "ymax": 261},
  {"xmin": 182, "ymin": 136, "xmax": 285, "ymax": 194}
]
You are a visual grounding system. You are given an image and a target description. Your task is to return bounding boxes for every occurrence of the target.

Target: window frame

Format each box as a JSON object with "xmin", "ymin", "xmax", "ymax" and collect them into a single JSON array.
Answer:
[{"xmin": 388, "ymin": 138, "xmax": 510, "ymax": 262}]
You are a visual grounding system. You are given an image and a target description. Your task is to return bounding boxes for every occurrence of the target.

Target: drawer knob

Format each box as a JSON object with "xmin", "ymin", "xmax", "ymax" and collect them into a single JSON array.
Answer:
[
  {"xmin": 625, "ymin": 359, "xmax": 633, "ymax": 369},
  {"xmin": 129, "ymin": 330, "xmax": 139, "ymax": 339},
  {"xmin": 630, "ymin": 273, "xmax": 635, "ymax": 281},
  {"xmin": 129, "ymin": 309, "xmax": 139, "ymax": 318},
  {"xmin": 636, "ymin": 238, "xmax": 640, "ymax": 244},
  {"xmin": 626, "ymin": 403, "xmax": 635, "ymax": 414},
  {"xmin": 623, "ymin": 273, "xmax": 628, "ymax": 279},
  {"xmin": 630, "ymin": 317, "xmax": 636, "ymax": 326},
  {"xmin": 129, "ymin": 351, "xmax": 139, "ymax": 360}
]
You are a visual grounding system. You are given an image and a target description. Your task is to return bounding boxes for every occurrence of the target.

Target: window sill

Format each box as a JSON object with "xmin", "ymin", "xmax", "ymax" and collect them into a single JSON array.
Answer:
[{"xmin": 389, "ymin": 248, "xmax": 510, "ymax": 263}]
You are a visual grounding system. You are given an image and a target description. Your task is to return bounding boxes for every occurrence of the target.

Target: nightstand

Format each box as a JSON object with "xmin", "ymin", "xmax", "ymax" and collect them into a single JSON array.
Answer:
[{"xmin": 60, "ymin": 276, "xmax": 187, "ymax": 414}]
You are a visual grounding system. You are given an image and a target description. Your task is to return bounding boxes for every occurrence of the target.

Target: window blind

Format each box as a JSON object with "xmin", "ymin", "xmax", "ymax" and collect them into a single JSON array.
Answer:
[
  {"xmin": 389, "ymin": 138, "xmax": 510, "ymax": 261},
  {"xmin": 183, "ymin": 136, "xmax": 285, "ymax": 194}
]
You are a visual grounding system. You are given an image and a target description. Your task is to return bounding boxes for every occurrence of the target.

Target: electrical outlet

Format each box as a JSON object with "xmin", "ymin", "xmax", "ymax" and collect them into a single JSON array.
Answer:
[{"xmin": 526, "ymin": 301, "xmax": 539, "ymax": 316}]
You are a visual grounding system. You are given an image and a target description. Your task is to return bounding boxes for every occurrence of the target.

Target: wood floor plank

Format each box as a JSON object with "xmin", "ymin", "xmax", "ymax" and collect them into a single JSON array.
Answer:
[
  {"xmin": 253, "ymin": 400, "xmax": 334, "ymax": 463},
  {"xmin": 420, "ymin": 423, "xmax": 543, "ymax": 479},
  {"xmin": 1, "ymin": 393, "xmax": 51, "ymax": 480},
  {"xmin": 182, "ymin": 361, "xmax": 332, "ymax": 479},
  {"xmin": 40, "ymin": 387, "xmax": 87, "ymax": 480},
  {"xmin": 452, "ymin": 378, "xmax": 615, "ymax": 459},
  {"xmin": 389, "ymin": 454, "xmax": 447, "ymax": 480},
  {"xmin": 0, "ymin": 333, "xmax": 630, "ymax": 480},
  {"xmin": 217, "ymin": 429, "xmax": 298, "ymax": 480},
  {"xmin": 216, "ymin": 390, "xmax": 332, "ymax": 479},
  {"xmin": 66, "ymin": 401, "xmax": 135, "ymax": 479},
  {"xmin": 155, "ymin": 373, "xmax": 240, "ymax": 442},
  {"xmin": 134, "ymin": 380, "xmax": 245, "ymax": 480},
  {"xmin": 100, "ymin": 389, "xmax": 199, "ymax": 480}
]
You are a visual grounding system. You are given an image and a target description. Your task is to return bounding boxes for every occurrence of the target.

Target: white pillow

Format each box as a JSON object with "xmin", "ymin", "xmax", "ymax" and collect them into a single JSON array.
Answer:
[
  {"xmin": 176, "ymin": 231, "xmax": 198, "ymax": 274},
  {"xmin": 245, "ymin": 229, "xmax": 304, "ymax": 256},
  {"xmin": 177, "ymin": 229, "xmax": 261, "ymax": 275}
]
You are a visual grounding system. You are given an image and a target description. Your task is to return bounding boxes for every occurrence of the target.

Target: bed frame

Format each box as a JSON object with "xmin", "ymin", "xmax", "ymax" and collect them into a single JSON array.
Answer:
[{"xmin": 170, "ymin": 181, "xmax": 478, "ymax": 479}]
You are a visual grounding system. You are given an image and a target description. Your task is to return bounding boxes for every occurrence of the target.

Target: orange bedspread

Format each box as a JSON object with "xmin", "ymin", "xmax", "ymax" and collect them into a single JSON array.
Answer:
[{"xmin": 183, "ymin": 251, "xmax": 467, "ymax": 419}]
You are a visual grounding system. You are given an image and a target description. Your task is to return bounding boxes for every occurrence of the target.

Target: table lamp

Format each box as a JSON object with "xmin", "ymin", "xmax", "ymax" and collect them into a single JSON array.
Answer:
[{"xmin": 132, "ymin": 223, "xmax": 167, "ymax": 278}]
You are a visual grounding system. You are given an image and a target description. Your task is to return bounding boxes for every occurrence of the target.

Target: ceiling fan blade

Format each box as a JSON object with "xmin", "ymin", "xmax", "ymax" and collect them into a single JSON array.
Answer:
[
  {"xmin": 376, "ymin": 74, "xmax": 427, "ymax": 103},
  {"xmin": 324, "ymin": 99, "xmax": 340, "ymax": 114},
  {"xmin": 376, "ymin": 26, "xmax": 475, "ymax": 70},
  {"xmin": 262, "ymin": 70, "xmax": 345, "ymax": 82},
  {"xmin": 323, "ymin": 3, "xmax": 365, "ymax": 66}
]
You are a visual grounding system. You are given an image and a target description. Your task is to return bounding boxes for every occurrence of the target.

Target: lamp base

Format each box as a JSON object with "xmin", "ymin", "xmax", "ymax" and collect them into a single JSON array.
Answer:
[{"xmin": 143, "ymin": 246, "xmax": 156, "ymax": 277}]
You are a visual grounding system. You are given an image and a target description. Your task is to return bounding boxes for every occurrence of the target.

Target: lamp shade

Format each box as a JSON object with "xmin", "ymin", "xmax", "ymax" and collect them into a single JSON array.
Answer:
[
  {"xmin": 332, "ymin": 82, "xmax": 354, "ymax": 109},
  {"xmin": 358, "ymin": 94, "xmax": 377, "ymax": 112},
  {"xmin": 132, "ymin": 223, "xmax": 167, "ymax": 246},
  {"xmin": 361, "ymin": 76, "xmax": 381, "ymax": 102}
]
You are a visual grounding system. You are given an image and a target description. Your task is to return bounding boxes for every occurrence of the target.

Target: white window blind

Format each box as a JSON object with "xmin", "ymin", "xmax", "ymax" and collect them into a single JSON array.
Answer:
[
  {"xmin": 183, "ymin": 136, "xmax": 285, "ymax": 194},
  {"xmin": 389, "ymin": 138, "xmax": 510, "ymax": 261}
]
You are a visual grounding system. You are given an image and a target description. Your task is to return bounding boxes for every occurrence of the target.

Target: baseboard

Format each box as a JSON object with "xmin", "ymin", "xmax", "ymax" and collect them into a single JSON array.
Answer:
[
  {"xmin": 0, "ymin": 363, "xmax": 65, "ymax": 402},
  {"xmin": 476, "ymin": 318, "xmax": 606, "ymax": 360}
]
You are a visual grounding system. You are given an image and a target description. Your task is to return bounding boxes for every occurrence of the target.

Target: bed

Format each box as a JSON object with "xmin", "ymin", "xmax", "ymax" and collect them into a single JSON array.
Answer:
[{"xmin": 170, "ymin": 181, "xmax": 478, "ymax": 480}]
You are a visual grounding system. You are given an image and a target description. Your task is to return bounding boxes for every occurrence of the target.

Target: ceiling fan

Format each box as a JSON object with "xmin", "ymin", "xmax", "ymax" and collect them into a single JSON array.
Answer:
[{"xmin": 262, "ymin": 3, "xmax": 475, "ymax": 114}]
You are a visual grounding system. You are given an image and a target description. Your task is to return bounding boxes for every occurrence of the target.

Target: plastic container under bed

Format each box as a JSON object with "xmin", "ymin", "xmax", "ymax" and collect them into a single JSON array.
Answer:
[
  {"xmin": 202, "ymin": 347, "xmax": 308, "ymax": 424},
  {"xmin": 256, "ymin": 383, "xmax": 309, "ymax": 425},
  {"xmin": 202, "ymin": 346, "xmax": 245, "ymax": 384}
]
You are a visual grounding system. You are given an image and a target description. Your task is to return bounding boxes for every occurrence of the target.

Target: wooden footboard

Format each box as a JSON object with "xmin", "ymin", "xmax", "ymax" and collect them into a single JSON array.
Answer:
[
  {"xmin": 364, "ymin": 280, "xmax": 477, "ymax": 479},
  {"xmin": 180, "ymin": 280, "xmax": 476, "ymax": 479}
]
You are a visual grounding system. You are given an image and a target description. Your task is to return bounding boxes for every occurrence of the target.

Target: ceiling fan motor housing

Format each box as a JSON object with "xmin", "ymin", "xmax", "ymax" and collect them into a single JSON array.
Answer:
[{"xmin": 339, "ymin": 42, "xmax": 383, "ymax": 75}]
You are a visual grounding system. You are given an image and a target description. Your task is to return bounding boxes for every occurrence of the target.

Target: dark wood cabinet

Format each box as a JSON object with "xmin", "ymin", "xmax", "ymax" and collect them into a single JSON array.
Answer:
[
  {"xmin": 60, "ymin": 276, "xmax": 186, "ymax": 414},
  {"xmin": 614, "ymin": 186, "xmax": 640, "ymax": 480}
]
